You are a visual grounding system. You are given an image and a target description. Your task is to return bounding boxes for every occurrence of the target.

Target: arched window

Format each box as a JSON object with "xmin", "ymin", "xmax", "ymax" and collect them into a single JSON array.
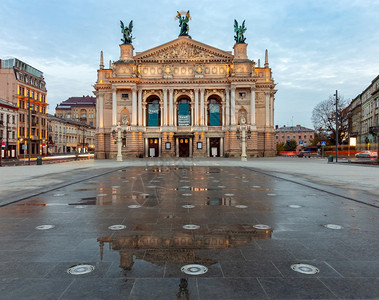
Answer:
[
  {"xmin": 207, "ymin": 96, "xmax": 221, "ymax": 126},
  {"xmin": 177, "ymin": 97, "xmax": 191, "ymax": 126},
  {"xmin": 147, "ymin": 96, "xmax": 160, "ymax": 126}
]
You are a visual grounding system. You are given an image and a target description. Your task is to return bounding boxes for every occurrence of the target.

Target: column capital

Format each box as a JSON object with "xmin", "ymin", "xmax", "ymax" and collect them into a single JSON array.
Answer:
[
  {"xmin": 163, "ymin": 87, "xmax": 168, "ymax": 93},
  {"xmin": 194, "ymin": 87, "xmax": 200, "ymax": 93},
  {"xmin": 231, "ymin": 86, "xmax": 236, "ymax": 91},
  {"xmin": 200, "ymin": 88, "xmax": 205, "ymax": 93}
]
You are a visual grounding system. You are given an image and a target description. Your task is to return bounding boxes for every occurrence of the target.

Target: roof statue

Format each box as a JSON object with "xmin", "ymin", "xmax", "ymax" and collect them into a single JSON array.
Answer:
[
  {"xmin": 175, "ymin": 10, "xmax": 191, "ymax": 37},
  {"xmin": 120, "ymin": 20, "xmax": 133, "ymax": 45},
  {"xmin": 234, "ymin": 19, "xmax": 247, "ymax": 44}
]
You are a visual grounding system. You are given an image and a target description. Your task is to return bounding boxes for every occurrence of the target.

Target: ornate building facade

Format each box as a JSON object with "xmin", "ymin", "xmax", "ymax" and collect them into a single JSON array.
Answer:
[{"xmin": 94, "ymin": 32, "xmax": 276, "ymax": 159}]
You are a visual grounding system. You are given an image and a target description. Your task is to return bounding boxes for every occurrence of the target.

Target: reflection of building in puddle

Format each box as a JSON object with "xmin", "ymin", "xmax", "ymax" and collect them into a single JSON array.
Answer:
[
  {"xmin": 97, "ymin": 224, "xmax": 272, "ymax": 271},
  {"xmin": 206, "ymin": 197, "xmax": 237, "ymax": 206}
]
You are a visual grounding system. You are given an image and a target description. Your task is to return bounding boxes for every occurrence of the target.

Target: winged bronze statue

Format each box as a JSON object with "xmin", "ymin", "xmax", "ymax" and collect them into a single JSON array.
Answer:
[
  {"xmin": 175, "ymin": 10, "xmax": 191, "ymax": 36},
  {"xmin": 234, "ymin": 19, "xmax": 247, "ymax": 44},
  {"xmin": 120, "ymin": 20, "xmax": 133, "ymax": 44}
]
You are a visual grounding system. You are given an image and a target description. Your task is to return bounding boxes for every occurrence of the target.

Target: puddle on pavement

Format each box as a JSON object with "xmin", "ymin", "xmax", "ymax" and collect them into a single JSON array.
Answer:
[
  {"xmin": 69, "ymin": 197, "xmax": 97, "ymax": 206},
  {"xmin": 97, "ymin": 223, "xmax": 272, "ymax": 275}
]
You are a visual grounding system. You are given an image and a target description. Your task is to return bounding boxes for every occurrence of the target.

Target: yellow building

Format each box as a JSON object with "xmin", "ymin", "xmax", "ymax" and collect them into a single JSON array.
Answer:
[
  {"xmin": 0, "ymin": 58, "xmax": 48, "ymax": 157},
  {"xmin": 94, "ymin": 24, "xmax": 276, "ymax": 159}
]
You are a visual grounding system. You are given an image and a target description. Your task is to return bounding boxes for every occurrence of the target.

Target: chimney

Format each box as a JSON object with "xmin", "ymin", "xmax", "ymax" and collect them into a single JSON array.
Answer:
[
  {"xmin": 296, "ymin": 124, "xmax": 301, "ymax": 127},
  {"xmin": 275, "ymin": 125, "xmax": 278, "ymax": 129}
]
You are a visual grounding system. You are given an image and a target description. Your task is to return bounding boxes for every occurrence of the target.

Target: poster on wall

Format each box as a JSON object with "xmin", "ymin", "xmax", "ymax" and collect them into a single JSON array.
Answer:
[{"xmin": 149, "ymin": 148, "xmax": 155, "ymax": 157}]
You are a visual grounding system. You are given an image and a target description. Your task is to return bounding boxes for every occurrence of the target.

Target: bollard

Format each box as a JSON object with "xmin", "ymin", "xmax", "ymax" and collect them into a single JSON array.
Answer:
[
  {"xmin": 328, "ymin": 155, "xmax": 333, "ymax": 163},
  {"xmin": 36, "ymin": 156, "xmax": 42, "ymax": 165}
]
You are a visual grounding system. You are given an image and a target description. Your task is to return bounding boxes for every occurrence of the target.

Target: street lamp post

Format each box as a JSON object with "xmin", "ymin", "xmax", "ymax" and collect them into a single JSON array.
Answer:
[
  {"xmin": 5, "ymin": 116, "xmax": 9, "ymax": 160},
  {"xmin": 237, "ymin": 115, "xmax": 251, "ymax": 161},
  {"xmin": 334, "ymin": 90, "xmax": 339, "ymax": 163},
  {"xmin": 27, "ymin": 91, "xmax": 31, "ymax": 165},
  {"xmin": 116, "ymin": 122, "xmax": 122, "ymax": 161},
  {"xmin": 82, "ymin": 126, "xmax": 85, "ymax": 153}
]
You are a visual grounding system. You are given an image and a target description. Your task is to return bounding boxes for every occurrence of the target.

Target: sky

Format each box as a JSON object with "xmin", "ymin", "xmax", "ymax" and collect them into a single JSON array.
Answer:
[{"xmin": 1, "ymin": 0, "xmax": 379, "ymax": 128}]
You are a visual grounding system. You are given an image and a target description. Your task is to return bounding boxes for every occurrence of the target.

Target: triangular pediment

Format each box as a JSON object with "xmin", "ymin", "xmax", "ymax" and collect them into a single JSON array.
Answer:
[{"xmin": 134, "ymin": 37, "xmax": 234, "ymax": 62}]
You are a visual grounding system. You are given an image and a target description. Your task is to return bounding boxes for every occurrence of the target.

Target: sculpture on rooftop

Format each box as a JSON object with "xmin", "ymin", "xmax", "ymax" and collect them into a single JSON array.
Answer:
[
  {"xmin": 120, "ymin": 20, "xmax": 133, "ymax": 44},
  {"xmin": 175, "ymin": 10, "xmax": 191, "ymax": 36},
  {"xmin": 234, "ymin": 19, "xmax": 247, "ymax": 44}
]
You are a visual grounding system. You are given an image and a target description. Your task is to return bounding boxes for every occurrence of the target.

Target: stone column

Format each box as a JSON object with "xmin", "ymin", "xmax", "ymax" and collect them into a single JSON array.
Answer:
[
  {"xmin": 265, "ymin": 92, "xmax": 270, "ymax": 127},
  {"xmin": 158, "ymin": 138, "xmax": 162, "ymax": 157},
  {"xmin": 250, "ymin": 87, "xmax": 256, "ymax": 126},
  {"xmin": 231, "ymin": 86, "xmax": 236, "ymax": 125},
  {"xmin": 144, "ymin": 138, "xmax": 148, "ymax": 157},
  {"xmin": 220, "ymin": 137, "xmax": 224, "ymax": 157},
  {"xmin": 160, "ymin": 101, "xmax": 164, "ymax": 126},
  {"xmin": 142, "ymin": 102, "xmax": 146, "ymax": 126},
  {"xmin": 222, "ymin": 102, "xmax": 226, "ymax": 126},
  {"xmin": 132, "ymin": 88, "xmax": 137, "ymax": 126},
  {"xmin": 112, "ymin": 88, "xmax": 117, "ymax": 126},
  {"xmin": 271, "ymin": 95, "xmax": 274, "ymax": 127},
  {"xmin": 97, "ymin": 94, "xmax": 104, "ymax": 128},
  {"xmin": 200, "ymin": 88, "xmax": 205, "ymax": 126},
  {"xmin": 204, "ymin": 102, "xmax": 208, "ymax": 126},
  {"xmin": 191, "ymin": 102, "xmax": 194, "ymax": 126},
  {"xmin": 194, "ymin": 88, "xmax": 199, "ymax": 126},
  {"xmin": 173, "ymin": 97, "xmax": 177, "ymax": 126},
  {"xmin": 138, "ymin": 89, "xmax": 142, "ymax": 126},
  {"xmin": 225, "ymin": 88, "xmax": 230, "ymax": 126},
  {"xmin": 163, "ymin": 88, "xmax": 168, "ymax": 126},
  {"xmin": 169, "ymin": 88, "xmax": 174, "ymax": 126}
]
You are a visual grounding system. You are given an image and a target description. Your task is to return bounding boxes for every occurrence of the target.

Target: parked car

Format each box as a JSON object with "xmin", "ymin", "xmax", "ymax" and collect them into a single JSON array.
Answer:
[
  {"xmin": 297, "ymin": 151, "xmax": 311, "ymax": 158},
  {"xmin": 355, "ymin": 151, "xmax": 378, "ymax": 158}
]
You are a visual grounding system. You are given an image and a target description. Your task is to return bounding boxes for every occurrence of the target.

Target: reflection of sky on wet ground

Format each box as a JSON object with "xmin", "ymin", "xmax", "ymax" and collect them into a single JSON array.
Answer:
[{"xmin": 1, "ymin": 166, "xmax": 378, "ymax": 299}]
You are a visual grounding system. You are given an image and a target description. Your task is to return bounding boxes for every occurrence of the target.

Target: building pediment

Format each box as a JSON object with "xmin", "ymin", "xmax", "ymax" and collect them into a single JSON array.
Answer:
[{"xmin": 134, "ymin": 37, "xmax": 233, "ymax": 63}]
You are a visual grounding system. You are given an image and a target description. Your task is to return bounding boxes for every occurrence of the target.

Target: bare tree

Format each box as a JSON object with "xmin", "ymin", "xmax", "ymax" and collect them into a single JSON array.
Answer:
[{"xmin": 311, "ymin": 95, "xmax": 350, "ymax": 145}]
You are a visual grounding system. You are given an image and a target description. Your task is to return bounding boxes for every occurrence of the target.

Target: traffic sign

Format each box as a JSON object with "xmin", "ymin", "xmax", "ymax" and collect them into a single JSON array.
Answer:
[{"xmin": 321, "ymin": 141, "xmax": 326, "ymax": 146}]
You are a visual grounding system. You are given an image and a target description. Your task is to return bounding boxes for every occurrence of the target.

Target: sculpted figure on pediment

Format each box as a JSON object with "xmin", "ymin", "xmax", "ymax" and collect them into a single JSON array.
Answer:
[{"xmin": 150, "ymin": 45, "xmax": 218, "ymax": 61}]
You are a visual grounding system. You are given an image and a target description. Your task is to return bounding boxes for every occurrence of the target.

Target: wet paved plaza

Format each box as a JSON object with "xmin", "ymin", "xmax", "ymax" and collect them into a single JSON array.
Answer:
[{"xmin": 0, "ymin": 165, "xmax": 378, "ymax": 299}]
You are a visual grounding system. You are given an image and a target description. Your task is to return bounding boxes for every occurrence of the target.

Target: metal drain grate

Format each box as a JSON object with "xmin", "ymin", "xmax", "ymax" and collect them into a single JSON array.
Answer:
[
  {"xmin": 108, "ymin": 225, "xmax": 127, "ymax": 230},
  {"xmin": 324, "ymin": 224, "xmax": 343, "ymax": 230},
  {"xmin": 291, "ymin": 263, "xmax": 319, "ymax": 274},
  {"xmin": 67, "ymin": 264, "xmax": 95, "ymax": 275},
  {"xmin": 182, "ymin": 205, "xmax": 195, "ymax": 209},
  {"xmin": 181, "ymin": 264, "xmax": 208, "ymax": 275},
  {"xmin": 183, "ymin": 224, "xmax": 200, "ymax": 230},
  {"xmin": 253, "ymin": 224, "xmax": 271, "ymax": 230},
  {"xmin": 35, "ymin": 225, "xmax": 55, "ymax": 230}
]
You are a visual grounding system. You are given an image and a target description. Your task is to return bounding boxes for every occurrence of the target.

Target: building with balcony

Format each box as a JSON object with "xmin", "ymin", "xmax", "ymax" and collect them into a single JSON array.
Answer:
[
  {"xmin": 55, "ymin": 96, "xmax": 96, "ymax": 127},
  {"xmin": 47, "ymin": 114, "xmax": 96, "ymax": 154},
  {"xmin": 275, "ymin": 125, "xmax": 315, "ymax": 151},
  {"xmin": 0, "ymin": 58, "xmax": 48, "ymax": 157},
  {"xmin": 94, "ymin": 28, "xmax": 277, "ymax": 159},
  {"xmin": 0, "ymin": 98, "xmax": 19, "ymax": 160},
  {"xmin": 348, "ymin": 75, "xmax": 379, "ymax": 150}
]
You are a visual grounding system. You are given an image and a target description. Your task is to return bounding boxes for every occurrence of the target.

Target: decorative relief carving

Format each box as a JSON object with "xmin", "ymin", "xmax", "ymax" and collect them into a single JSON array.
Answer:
[
  {"xmin": 194, "ymin": 65, "xmax": 204, "ymax": 78},
  {"xmin": 142, "ymin": 89, "xmax": 163, "ymax": 101},
  {"xmin": 162, "ymin": 65, "xmax": 173, "ymax": 78},
  {"xmin": 104, "ymin": 93, "xmax": 112, "ymax": 108},
  {"xmin": 205, "ymin": 89, "xmax": 225, "ymax": 100},
  {"xmin": 149, "ymin": 45, "xmax": 220, "ymax": 60}
]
